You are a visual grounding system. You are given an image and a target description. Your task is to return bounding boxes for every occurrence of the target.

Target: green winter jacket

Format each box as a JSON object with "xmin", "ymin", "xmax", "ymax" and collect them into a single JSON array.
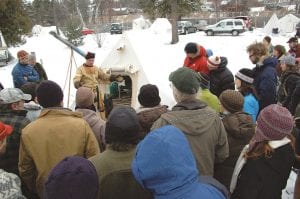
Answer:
[{"xmin": 197, "ymin": 89, "xmax": 220, "ymax": 112}]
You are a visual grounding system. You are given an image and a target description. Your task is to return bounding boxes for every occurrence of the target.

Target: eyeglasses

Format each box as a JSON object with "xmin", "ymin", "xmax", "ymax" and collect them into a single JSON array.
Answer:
[{"xmin": 249, "ymin": 54, "xmax": 255, "ymax": 59}]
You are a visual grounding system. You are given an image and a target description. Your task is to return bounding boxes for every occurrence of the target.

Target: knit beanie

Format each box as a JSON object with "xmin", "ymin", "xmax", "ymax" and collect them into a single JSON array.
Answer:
[
  {"xmin": 44, "ymin": 156, "xmax": 98, "ymax": 199},
  {"xmin": 219, "ymin": 90, "xmax": 244, "ymax": 113},
  {"xmin": 17, "ymin": 50, "xmax": 28, "ymax": 59},
  {"xmin": 138, "ymin": 84, "xmax": 161, "ymax": 108},
  {"xmin": 85, "ymin": 52, "xmax": 95, "ymax": 60},
  {"xmin": 105, "ymin": 106, "xmax": 140, "ymax": 144},
  {"xmin": 249, "ymin": 104, "xmax": 294, "ymax": 151},
  {"xmin": 76, "ymin": 87, "xmax": 94, "ymax": 108},
  {"xmin": 235, "ymin": 68, "xmax": 254, "ymax": 84},
  {"xmin": 207, "ymin": 56, "xmax": 221, "ymax": 69},
  {"xmin": 169, "ymin": 67, "xmax": 200, "ymax": 94},
  {"xmin": 184, "ymin": 43, "xmax": 198, "ymax": 54},
  {"xmin": 0, "ymin": 169, "xmax": 26, "ymax": 199},
  {"xmin": 0, "ymin": 122, "xmax": 13, "ymax": 141},
  {"xmin": 36, "ymin": 80, "xmax": 64, "ymax": 108},
  {"xmin": 198, "ymin": 72, "xmax": 210, "ymax": 89}
]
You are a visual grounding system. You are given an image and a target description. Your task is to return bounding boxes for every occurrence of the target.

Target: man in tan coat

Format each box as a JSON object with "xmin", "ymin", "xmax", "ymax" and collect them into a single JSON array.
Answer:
[
  {"xmin": 19, "ymin": 80, "xmax": 100, "ymax": 198},
  {"xmin": 73, "ymin": 52, "xmax": 123, "ymax": 114}
]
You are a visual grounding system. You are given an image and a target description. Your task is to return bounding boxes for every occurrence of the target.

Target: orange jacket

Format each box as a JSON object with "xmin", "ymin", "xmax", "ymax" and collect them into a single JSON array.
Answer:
[{"xmin": 183, "ymin": 45, "xmax": 209, "ymax": 74}]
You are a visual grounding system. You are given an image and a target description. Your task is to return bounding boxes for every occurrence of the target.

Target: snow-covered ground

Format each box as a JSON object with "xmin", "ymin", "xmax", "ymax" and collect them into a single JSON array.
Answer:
[{"xmin": 0, "ymin": 24, "xmax": 297, "ymax": 197}]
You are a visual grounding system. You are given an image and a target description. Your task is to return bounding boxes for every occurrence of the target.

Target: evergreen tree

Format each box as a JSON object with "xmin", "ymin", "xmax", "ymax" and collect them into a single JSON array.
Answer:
[
  {"xmin": 63, "ymin": 17, "xmax": 83, "ymax": 46},
  {"xmin": 0, "ymin": 0, "xmax": 31, "ymax": 46}
]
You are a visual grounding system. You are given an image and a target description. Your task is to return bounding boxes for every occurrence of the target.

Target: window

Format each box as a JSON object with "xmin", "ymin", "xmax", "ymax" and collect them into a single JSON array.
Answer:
[
  {"xmin": 234, "ymin": 21, "xmax": 243, "ymax": 26},
  {"xmin": 226, "ymin": 21, "xmax": 233, "ymax": 26}
]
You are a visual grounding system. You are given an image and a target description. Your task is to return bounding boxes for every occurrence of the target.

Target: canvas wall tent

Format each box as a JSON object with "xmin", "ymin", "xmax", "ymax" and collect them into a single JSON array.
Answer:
[
  {"xmin": 100, "ymin": 30, "xmax": 182, "ymax": 109},
  {"xmin": 263, "ymin": 13, "xmax": 279, "ymax": 35},
  {"xmin": 278, "ymin": 14, "xmax": 300, "ymax": 33}
]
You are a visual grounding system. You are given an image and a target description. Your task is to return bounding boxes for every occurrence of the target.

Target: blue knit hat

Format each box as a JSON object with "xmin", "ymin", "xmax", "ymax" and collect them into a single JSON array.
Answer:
[{"xmin": 44, "ymin": 156, "xmax": 98, "ymax": 199}]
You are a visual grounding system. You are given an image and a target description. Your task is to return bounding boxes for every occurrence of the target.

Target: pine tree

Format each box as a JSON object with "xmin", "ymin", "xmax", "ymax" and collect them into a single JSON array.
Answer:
[
  {"xmin": 0, "ymin": 0, "xmax": 31, "ymax": 46},
  {"xmin": 63, "ymin": 17, "xmax": 83, "ymax": 46}
]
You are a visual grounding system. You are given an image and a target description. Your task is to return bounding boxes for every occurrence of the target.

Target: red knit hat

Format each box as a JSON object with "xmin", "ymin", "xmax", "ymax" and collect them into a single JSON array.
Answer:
[
  {"xmin": 249, "ymin": 104, "xmax": 294, "ymax": 150},
  {"xmin": 17, "ymin": 50, "xmax": 29, "ymax": 59},
  {"xmin": 0, "ymin": 122, "xmax": 13, "ymax": 141}
]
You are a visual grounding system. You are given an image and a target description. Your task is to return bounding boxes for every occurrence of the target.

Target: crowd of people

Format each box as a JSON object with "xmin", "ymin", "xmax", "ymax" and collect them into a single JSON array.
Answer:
[{"xmin": 0, "ymin": 36, "xmax": 300, "ymax": 199}]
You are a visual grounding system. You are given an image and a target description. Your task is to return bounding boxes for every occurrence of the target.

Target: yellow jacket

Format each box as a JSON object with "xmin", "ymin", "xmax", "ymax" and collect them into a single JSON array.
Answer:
[
  {"xmin": 19, "ymin": 108, "xmax": 100, "ymax": 198},
  {"xmin": 73, "ymin": 64, "xmax": 111, "ymax": 89}
]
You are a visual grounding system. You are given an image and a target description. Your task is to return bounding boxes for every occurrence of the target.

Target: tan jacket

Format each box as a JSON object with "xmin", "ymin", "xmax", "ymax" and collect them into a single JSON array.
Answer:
[
  {"xmin": 19, "ymin": 108, "xmax": 100, "ymax": 198},
  {"xmin": 73, "ymin": 64, "xmax": 111, "ymax": 89}
]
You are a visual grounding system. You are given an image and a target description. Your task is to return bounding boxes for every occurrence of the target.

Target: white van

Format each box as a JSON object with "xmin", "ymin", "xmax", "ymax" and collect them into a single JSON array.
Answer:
[
  {"xmin": 204, "ymin": 19, "xmax": 246, "ymax": 36},
  {"xmin": 200, "ymin": 5, "xmax": 215, "ymax": 12}
]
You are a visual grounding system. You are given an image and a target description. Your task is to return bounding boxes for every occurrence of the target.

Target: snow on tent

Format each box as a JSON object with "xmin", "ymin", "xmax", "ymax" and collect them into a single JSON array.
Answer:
[
  {"xmin": 100, "ymin": 30, "xmax": 183, "ymax": 109},
  {"xmin": 278, "ymin": 14, "xmax": 300, "ymax": 33},
  {"xmin": 149, "ymin": 18, "xmax": 172, "ymax": 34},
  {"xmin": 263, "ymin": 13, "xmax": 279, "ymax": 35}
]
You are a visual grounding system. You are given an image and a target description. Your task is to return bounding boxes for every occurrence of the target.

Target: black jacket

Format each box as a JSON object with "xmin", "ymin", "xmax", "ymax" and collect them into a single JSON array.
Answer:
[
  {"xmin": 231, "ymin": 144, "xmax": 295, "ymax": 199},
  {"xmin": 209, "ymin": 57, "xmax": 235, "ymax": 97}
]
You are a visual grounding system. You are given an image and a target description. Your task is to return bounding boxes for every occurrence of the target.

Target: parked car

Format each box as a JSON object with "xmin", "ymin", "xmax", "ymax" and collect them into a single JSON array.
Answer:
[
  {"xmin": 204, "ymin": 19, "xmax": 246, "ymax": 36},
  {"xmin": 81, "ymin": 28, "xmax": 94, "ymax": 35},
  {"xmin": 177, "ymin": 21, "xmax": 197, "ymax": 35},
  {"xmin": 234, "ymin": 16, "xmax": 252, "ymax": 29},
  {"xmin": 110, "ymin": 23, "xmax": 123, "ymax": 34},
  {"xmin": 194, "ymin": 20, "xmax": 208, "ymax": 31}
]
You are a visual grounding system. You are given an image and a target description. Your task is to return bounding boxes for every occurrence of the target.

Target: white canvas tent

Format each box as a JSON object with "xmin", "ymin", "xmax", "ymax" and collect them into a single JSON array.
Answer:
[
  {"xmin": 149, "ymin": 18, "xmax": 172, "ymax": 34},
  {"xmin": 263, "ymin": 13, "xmax": 279, "ymax": 35},
  {"xmin": 100, "ymin": 30, "xmax": 181, "ymax": 108},
  {"xmin": 278, "ymin": 14, "xmax": 300, "ymax": 33}
]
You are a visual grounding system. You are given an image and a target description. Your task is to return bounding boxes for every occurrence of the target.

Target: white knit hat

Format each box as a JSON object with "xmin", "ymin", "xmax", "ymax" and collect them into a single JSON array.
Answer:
[{"xmin": 207, "ymin": 56, "xmax": 221, "ymax": 69}]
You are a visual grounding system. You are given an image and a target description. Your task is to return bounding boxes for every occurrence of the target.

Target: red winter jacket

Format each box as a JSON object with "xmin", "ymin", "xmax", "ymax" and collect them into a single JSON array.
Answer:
[{"xmin": 183, "ymin": 45, "xmax": 209, "ymax": 74}]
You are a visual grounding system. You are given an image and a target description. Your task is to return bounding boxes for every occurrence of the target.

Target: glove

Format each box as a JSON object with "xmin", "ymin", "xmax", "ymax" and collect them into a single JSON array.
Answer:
[{"xmin": 74, "ymin": 81, "xmax": 81, "ymax": 89}]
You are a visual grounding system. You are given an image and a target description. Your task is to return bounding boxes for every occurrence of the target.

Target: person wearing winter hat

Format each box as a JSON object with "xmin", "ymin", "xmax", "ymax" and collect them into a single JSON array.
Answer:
[
  {"xmin": 20, "ymin": 82, "xmax": 42, "ymax": 121},
  {"xmin": 12, "ymin": 50, "xmax": 39, "ymax": 88},
  {"xmin": 0, "ymin": 122, "xmax": 26, "ymax": 198},
  {"xmin": 231, "ymin": 104, "xmax": 296, "ymax": 199},
  {"xmin": 136, "ymin": 84, "xmax": 168, "ymax": 137},
  {"xmin": 44, "ymin": 156, "xmax": 98, "ymax": 199},
  {"xmin": 19, "ymin": 80, "xmax": 100, "ymax": 198},
  {"xmin": 132, "ymin": 125, "xmax": 229, "ymax": 199},
  {"xmin": 183, "ymin": 42, "xmax": 209, "ymax": 74},
  {"xmin": 196, "ymin": 72, "xmax": 220, "ymax": 112},
  {"xmin": 28, "ymin": 52, "xmax": 48, "ymax": 82},
  {"xmin": 73, "ymin": 51, "xmax": 123, "ymax": 118},
  {"xmin": 0, "ymin": 88, "xmax": 31, "ymax": 176},
  {"xmin": 75, "ymin": 87, "xmax": 106, "ymax": 151},
  {"xmin": 214, "ymin": 90, "xmax": 255, "ymax": 189},
  {"xmin": 287, "ymin": 37, "xmax": 300, "ymax": 58},
  {"xmin": 207, "ymin": 55, "xmax": 235, "ymax": 97},
  {"xmin": 277, "ymin": 55, "xmax": 300, "ymax": 115},
  {"xmin": 89, "ymin": 106, "xmax": 152, "ymax": 199},
  {"xmin": 247, "ymin": 42, "xmax": 277, "ymax": 112},
  {"xmin": 152, "ymin": 67, "xmax": 229, "ymax": 176},
  {"xmin": 235, "ymin": 68, "xmax": 259, "ymax": 122}
]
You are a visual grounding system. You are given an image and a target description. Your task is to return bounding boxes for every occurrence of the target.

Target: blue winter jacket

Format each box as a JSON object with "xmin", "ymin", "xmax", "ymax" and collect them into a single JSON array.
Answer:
[
  {"xmin": 132, "ymin": 125, "xmax": 227, "ymax": 199},
  {"xmin": 12, "ymin": 62, "xmax": 39, "ymax": 88},
  {"xmin": 243, "ymin": 93, "xmax": 259, "ymax": 122},
  {"xmin": 252, "ymin": 57, "xmax": 277, "ymax": 112}
]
